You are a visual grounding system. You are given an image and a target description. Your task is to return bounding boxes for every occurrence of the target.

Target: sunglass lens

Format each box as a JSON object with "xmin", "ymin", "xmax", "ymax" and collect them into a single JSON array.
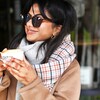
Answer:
[
  {"xmin": 32, "ymin": 16, "xmax": 43, "ymax": 27},
  {"xmin": 25, "ymin": 14, "xmax": 31, "ymax": 23}
]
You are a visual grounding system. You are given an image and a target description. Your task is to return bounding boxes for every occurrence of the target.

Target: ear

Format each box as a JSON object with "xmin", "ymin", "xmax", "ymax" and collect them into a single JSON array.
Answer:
[{"xmin": 53, "ymin": 25, "xmax": 62, "ymax": 36}]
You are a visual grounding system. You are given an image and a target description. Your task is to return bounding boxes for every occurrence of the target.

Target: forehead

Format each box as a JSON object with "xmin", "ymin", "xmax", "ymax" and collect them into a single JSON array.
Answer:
[
  {"xmin": 29, "ymin": 3, "xmax": 51, "ymax": 19},
  {"xmin": 29, "ymin": 3, "xmax": 40, "ymax": 15}
]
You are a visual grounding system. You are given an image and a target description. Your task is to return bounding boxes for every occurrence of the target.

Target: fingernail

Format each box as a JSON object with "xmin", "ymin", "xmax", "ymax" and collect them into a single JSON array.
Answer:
[{"xmin": 2, "ymin": 63, "xmax": 6, "ymax": 67}]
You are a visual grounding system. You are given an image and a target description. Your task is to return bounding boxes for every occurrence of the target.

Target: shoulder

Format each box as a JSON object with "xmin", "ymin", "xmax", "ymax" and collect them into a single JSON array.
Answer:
[
  {"xmin": 52, "ymin": 59, "xmax": 80, "ymax": 90},
  {"xmin": 63, "ymin": 59, "xmax": 80, "ymax": 74},
  {"xmin": 52, "ymin": 59, "xmax": 81, "ymax": 100},
  {"xmin": 56, "ymin": 59, "xmax": 80, "ymax": 82}
]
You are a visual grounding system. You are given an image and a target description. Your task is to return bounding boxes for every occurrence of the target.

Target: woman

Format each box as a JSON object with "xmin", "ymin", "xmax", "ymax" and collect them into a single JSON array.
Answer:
[{"xmin": 0, "ymin": 0, "xmax": 80, "ymax": 100}]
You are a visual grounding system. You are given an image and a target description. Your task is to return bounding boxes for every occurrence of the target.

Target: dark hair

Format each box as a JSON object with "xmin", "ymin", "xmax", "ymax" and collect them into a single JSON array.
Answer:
[{"xmin": 8, "ymin": 0, "xmax": 77, "ymax": 63}]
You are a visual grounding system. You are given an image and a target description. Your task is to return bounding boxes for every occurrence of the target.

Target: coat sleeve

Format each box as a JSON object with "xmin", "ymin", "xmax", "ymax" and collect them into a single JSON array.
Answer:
[
  {"xmin": 19, "ymin": 59, "xmax": 81, "ymax": 100},
  {"xmin": 0, "ymin": 72, "xmax": 10, "ymax": 100},
  {"xmin": 0, "ymin": 72, "xmax": 10, "ymax": 92}
]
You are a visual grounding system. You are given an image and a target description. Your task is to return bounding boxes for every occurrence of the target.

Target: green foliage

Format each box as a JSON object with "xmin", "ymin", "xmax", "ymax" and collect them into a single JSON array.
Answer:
[
  {"xmin": 83, "ymin": 28, "xmax": 92, "ymax": 43},
  {"xmin": 80, "ymin": 95, "xmax": 100, "ymax": 100}
]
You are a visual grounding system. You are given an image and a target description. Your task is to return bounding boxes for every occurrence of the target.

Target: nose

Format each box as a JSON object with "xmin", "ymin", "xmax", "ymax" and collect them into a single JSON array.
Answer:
[{"xmin": 26, "ymin": 19, "xmax": 33, "ymax": 27}]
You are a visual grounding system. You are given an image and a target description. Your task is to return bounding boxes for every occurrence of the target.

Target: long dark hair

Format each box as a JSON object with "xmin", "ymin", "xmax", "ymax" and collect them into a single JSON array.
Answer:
[{"xmin": 8, "ymin": 0, "xmax": 77, "ymax": 63}]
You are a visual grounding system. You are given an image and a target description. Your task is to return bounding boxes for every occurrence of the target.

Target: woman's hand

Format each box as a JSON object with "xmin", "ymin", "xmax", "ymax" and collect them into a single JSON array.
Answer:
[
  {"xmin": 0, "ymin": 48, "xmax": 8, "ymax": 77},
  {"xmin": 4, "ymin": 57, "xmax": 37, "ymax": 85},
  {"xmin": 0, "ymin": 61, "xmax": 6, "ymax": 77}
]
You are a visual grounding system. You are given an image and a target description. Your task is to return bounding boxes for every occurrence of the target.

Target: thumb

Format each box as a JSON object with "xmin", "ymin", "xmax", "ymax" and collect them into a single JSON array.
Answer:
[{"xmin": 2, "ymin": 48, "xmax": 8, "ymax": 53}]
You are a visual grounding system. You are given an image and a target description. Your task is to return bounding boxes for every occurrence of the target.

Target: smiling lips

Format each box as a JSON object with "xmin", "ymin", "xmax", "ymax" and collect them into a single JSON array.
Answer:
[{"xmin": 27, "ymin": 29, "xmax": 38, "ymax": 35}]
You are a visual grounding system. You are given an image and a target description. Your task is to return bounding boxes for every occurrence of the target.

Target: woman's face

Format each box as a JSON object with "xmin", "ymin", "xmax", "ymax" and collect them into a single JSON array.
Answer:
[{"xmin": 25, "ymin": 3, "xmax": 59, "ymax": 42}]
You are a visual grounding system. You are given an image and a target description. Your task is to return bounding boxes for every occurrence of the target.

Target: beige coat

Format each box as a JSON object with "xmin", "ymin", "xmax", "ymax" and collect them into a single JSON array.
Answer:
[{"xmin": 0, "ymin": 59, "xmax": 81, "ymax": 100}]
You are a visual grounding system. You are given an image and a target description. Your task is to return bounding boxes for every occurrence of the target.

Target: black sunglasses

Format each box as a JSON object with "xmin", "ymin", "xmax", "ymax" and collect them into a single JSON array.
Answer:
[{"xmin": 21, "ymin": 13, "xmax": 44, "ymax": 28}]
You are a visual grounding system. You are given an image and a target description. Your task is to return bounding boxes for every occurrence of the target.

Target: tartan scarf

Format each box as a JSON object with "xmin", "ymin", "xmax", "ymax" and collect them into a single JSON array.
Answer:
[{"xmin": 17, "ymin": 35, "xmax": 76, "ymax": 91}]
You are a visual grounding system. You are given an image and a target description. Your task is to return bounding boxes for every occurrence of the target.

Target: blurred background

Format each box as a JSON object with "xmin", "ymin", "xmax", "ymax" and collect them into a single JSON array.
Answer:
[{"xmin": 0, "ymin": 0, "xmax": 100, "ymax": 99}]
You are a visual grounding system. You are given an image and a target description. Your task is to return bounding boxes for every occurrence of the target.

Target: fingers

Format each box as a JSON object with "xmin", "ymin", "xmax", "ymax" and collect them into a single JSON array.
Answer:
[
  {"xmin": 0, "ymin": 48, "xmax": 8, "ymax": 72},
  {"xmin": 7, "ymin": 67, "xmax": 28, "ymax": 84},
  {"xmin": 0, "ymin": 65, "xmax": 6, "ymax": 71},
  {"xmin": 6, "ymin": 59, "xmax": 31, "ymax": 85},
  {"xmin": 3, "ymin": 57, "xmax": 36, "ymax": 85},
  {"xmin": 0, "ymin": 60, "xmax": 6, "ymax": 71},
  {"xmin": 5, "ymin": 59, "xmax": 26, "ymax": 79},
  {"xmin": 2, "ymin": 48, "xmax": 8, "ymax": 53},
  {"xmin": 4, "ymin": 58, "xmax": 30, "ymax": 74},
  {"xmin": 12, "ymin": 58, "xmax": 25, "ymax": 67},
  {"xmin": 0, "ymin": 48, "xmax": 7, "ymax": 58},
  {"xmin": 9, "ymin": 61, "xmax": 21, "ymax": 71},
  {"xmin": 11, "ymin": 58, "xmax": 31, "ymax": 70}
]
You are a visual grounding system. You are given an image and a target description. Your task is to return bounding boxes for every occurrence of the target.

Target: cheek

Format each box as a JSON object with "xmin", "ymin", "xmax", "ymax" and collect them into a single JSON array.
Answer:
[{"xmin": 40, "ymin": 23, "xmax": 54, "ymax": 37}]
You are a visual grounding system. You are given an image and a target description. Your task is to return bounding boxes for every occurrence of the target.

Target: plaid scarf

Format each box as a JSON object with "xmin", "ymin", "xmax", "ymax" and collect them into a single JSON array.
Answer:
[{"xmin": 17, "ymin": 34, "xmax": 76, "ymax": 91}]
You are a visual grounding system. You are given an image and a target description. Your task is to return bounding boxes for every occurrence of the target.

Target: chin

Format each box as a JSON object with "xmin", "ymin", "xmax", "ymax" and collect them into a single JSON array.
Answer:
[{"xmin": 26, "ymin": 37, "xmax": 35, "ymax": 43}]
